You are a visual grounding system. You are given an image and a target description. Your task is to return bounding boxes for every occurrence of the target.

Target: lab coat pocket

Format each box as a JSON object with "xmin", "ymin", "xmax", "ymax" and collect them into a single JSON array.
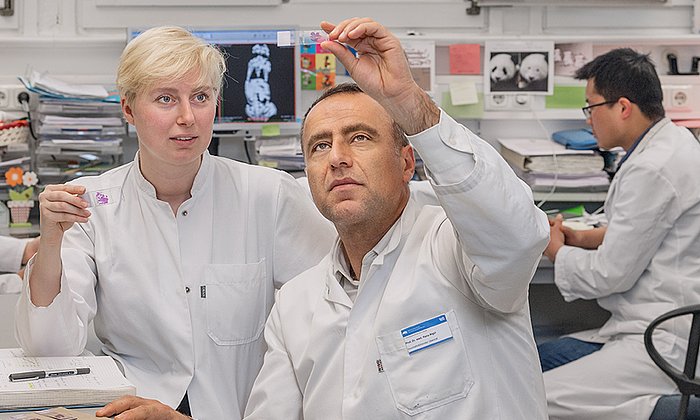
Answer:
[
  {"xmin": 205, "ymin": 260, "xmax": 267, "ymax": 345},
  {"xmin": 376, "ymin": 310, "xmax": 473, "ymax": 416}
]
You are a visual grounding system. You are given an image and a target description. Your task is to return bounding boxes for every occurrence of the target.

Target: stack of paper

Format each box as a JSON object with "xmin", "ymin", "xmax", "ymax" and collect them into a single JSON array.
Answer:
[
  {"xmin": 32, "ymin": 96, "xmax": 124, "ymax": 184},
  {"xmin": 0, "ymin": 352, "xmax": 135, "ymax": 411},
  {"xmin": 256, "ymin": 137, "xmax": 305, "ymax": 170},
  {"xmin": 21, "ymin": 71, "xmax": 109, "ymax": 100},
  {"xmin": 498, "ymin": 138, "xmax": 609, "ymax": 192}
]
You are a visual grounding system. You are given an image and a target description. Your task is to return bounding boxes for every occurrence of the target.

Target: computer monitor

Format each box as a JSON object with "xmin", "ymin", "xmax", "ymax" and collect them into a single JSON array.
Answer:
[{"xmin": 127, "ymin": 28, "xmax": 301, "ymax": 135}]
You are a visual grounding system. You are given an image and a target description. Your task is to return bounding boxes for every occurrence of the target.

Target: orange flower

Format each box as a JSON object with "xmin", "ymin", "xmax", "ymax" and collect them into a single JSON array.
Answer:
[{"xmin": 5, "ymin": 167, "xmax": 23, "ymax": 187}]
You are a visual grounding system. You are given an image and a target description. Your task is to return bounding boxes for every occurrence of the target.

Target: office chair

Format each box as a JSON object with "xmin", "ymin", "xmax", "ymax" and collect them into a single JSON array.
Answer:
[{"xmin": 645, "ymin": 304, "xmax": 700, "ymax": 420}]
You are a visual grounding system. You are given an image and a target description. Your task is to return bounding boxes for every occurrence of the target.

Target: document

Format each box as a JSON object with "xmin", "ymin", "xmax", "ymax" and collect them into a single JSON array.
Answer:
[
  {"xmin": 498, "ymin": 138, "xmax": 604, "ymax": 174},
  {"xmin": 0, "ymin": 354, "xmax": 135, "ymax": 411}
]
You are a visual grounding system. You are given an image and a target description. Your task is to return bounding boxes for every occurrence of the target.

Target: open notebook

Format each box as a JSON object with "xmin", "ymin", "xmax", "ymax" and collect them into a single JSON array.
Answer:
[{"xmin": 0, "ymin": 348, "xmax": 135, "ymax": 411}]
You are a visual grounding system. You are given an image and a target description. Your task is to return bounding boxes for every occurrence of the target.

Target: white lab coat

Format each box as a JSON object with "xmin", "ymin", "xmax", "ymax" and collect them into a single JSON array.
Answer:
[
  {"xmin": 244, "ymin": 112, "xmax": 550, "ymax": 419},
  {"xmin": 0, "ymin": 235, "xmax": 25, "ymax": 294},
  {"xmin": 546, "ymin": 118, "xmax": 700, "ymax": 419},
  {"xmin": 15, "ymin": 152, "xmax": 335, "ymax": 419}
]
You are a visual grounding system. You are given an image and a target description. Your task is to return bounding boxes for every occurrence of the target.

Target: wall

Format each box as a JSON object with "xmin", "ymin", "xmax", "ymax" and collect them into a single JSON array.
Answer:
[
  {"xmin": 1, "ymin": 0, "xmax": 698, "ymax": 345},
  {"xmin": 2, "ymin": 0, "xmax": 699, "ymax": 160}
]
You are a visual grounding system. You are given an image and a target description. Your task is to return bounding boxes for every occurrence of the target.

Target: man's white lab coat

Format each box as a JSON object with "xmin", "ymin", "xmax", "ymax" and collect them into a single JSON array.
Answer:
[
  {"xmin": 546, "ymin": 118, "xmax": 700, "ymax": 419},
  {"xmin": 15, "ymin": 152, "xmax": 334, "ymax": 419},
  {"xmin": 244, "ymin": 112, "xmax": 550, "ymax": 419}
]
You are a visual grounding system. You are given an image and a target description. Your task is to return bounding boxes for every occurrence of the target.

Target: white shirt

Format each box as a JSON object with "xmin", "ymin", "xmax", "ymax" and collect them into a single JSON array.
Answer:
[
  {"xmin": 244, "ymin": 112, "xmax": 550, "ymax": 419},
  {"xmin": 15, "ymin": 152, "xmax": 335, "ymax": 419}
]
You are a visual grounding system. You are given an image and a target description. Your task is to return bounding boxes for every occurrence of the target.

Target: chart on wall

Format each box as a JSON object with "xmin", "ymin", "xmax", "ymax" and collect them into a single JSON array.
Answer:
[{"xmin": 301, "ymin": 44, "xmax": 336, "ymax": 90}]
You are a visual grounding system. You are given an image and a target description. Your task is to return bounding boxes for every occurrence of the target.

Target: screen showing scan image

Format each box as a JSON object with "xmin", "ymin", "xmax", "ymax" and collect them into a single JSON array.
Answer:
[
  {"xmin": 216, "ymin": 34, "xmax": 296, "ymax": 124},
  {"xmin": 128, "ymin": 28, "xmax": 299, "ymax": 131}
]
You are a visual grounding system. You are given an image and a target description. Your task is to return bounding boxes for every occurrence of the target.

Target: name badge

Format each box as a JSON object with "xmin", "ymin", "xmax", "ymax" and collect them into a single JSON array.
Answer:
[{"xmin": 401, "ymin": 314, "xmax": 453, "ymax": 355}]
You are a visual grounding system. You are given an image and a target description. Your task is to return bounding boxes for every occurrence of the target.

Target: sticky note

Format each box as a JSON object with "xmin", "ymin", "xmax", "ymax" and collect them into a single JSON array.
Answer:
[
  {"xmin": 441, "ymin": 92, "xmax": 484, "ymax": 119},
  {"xmin": 545, "ymin": 85, "xmax": 586, "ymax": 109},
  {"xmin": 261, "ymin": 124, "xmax": 281, "ymax": 137},
  {"xmin": 449, "ymin": 82, "xmax": 479, "ymax": 106},
  {"xmin": 449, "ymin": 44, "xmax": 481, "ymax": 75}
]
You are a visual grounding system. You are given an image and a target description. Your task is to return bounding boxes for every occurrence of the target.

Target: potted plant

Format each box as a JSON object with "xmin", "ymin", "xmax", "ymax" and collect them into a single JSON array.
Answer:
[{"xmin": 4, "ymin": 166, "xmax": 38, "ymax": 227}]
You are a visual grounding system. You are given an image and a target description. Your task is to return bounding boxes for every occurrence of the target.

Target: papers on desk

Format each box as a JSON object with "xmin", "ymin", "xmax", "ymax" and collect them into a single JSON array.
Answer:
[
  {"xmin": 0, "ymin": 352, "xmax": 135, "ymax": 411},
  {"xmin": 498, "ymin": 138, "xmax": 609, "ymax": 192}
]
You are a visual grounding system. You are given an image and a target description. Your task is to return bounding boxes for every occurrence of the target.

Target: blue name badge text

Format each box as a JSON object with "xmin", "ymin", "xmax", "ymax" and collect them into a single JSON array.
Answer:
[{"xmin": 401, "ymin": 314, "xmax": 453, "ymax": 355}]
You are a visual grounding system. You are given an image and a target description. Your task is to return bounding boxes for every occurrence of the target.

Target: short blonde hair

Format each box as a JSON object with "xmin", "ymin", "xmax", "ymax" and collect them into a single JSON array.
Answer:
[{"xmin": 117, "ymin": 26, "xmax": 226, "ymax": 105}]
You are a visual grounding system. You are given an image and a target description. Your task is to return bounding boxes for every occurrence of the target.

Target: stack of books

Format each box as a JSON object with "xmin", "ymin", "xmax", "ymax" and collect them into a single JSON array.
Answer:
[{"xmin": 498, "ymin": 138, "xmax": 609, "ymax": 192}]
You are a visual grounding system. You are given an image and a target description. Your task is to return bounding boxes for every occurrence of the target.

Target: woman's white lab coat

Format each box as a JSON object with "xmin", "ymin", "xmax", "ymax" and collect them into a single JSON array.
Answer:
[{"xmin": 15, "ymin": 152, "xmax": 334, "ymax": 419}]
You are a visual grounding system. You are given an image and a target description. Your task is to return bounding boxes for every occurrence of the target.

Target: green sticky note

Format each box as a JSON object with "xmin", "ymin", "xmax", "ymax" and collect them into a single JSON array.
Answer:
[
  {"xmin": 441, "ymin": 92, "xmax": 484, "ymax": 119},
  {"xmin": 561, "ymin": 204, "xmax": 586, "ymax": 217},
  {"xmin": 261, "ymin": 124, "xmax": 281, "ymax": 137},
  {"xmin": 546, "ymin": 85, "xmax": 586, "ymax": 109}
]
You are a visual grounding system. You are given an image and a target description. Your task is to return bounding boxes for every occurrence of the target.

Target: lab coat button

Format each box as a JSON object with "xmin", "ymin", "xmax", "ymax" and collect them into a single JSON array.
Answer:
[
  {"xmin": 185, "ymin": 286, "xmax": 191, "ymax": 293},
  {"xmin": 182, "ymin": 210, "xmax": 188, "ymax": 216}
]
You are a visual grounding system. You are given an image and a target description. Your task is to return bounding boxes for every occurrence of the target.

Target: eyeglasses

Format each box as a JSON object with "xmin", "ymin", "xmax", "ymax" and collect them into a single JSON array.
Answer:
[{"xmin": 582, "ymin": 100, "xmax": 618, "ymax": 118}]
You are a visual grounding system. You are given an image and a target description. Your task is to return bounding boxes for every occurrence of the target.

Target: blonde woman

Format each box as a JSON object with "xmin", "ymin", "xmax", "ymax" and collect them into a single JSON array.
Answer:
[{"xmin": 16, "ymin": 26, "xmax": 332, "ymax": 419}]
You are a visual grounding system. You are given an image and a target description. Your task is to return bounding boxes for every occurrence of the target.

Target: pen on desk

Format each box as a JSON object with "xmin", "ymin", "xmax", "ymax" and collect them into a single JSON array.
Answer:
[{"xmin": 8, "ymin": 367, "xmax": 91, "ymax": 382}]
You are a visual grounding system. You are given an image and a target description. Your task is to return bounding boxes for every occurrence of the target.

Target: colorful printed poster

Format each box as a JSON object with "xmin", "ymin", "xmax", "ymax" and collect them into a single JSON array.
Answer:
[{"xmin": 300, "ymin": 44, "xmax": 336, "ymax": 91}]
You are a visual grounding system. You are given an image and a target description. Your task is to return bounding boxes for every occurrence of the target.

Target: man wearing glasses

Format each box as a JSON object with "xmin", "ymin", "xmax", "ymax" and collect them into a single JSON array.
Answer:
[{"xmin": 539, "ymin": 48, "xmax": 700, "ymax": 419}]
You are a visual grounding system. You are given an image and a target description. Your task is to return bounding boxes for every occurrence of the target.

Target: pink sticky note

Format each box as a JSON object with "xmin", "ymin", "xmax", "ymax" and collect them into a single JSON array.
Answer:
[{"xmin": 449, "ymin": 44, "xmax": 481, "ymax": 75}]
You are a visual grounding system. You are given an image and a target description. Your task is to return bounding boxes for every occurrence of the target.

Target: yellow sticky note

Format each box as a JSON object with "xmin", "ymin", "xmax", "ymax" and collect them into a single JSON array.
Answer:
[
  {"xmin": 257, "ymin": 160, "xmax": 279, "ymax": 168},
  {"xmin": 261, "ymin": 124, "xmax": 281, "ymax": 137},
  {"xmin": 449, "ymin": 82, "xmax": 479, "ymax": 106},
  {"xmin": 441, "ymin": 92, "xmax": 483, "ymax": 119}
]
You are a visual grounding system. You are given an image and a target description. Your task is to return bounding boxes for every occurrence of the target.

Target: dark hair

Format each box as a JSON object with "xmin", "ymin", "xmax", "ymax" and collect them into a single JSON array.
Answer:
[
  {"xmin": 575, "ymin": 48, "xmax": 664, "ymax": 120},
  {"xmin": 300, "ymin": 82, "xmax": 409, "ymax": 151}
]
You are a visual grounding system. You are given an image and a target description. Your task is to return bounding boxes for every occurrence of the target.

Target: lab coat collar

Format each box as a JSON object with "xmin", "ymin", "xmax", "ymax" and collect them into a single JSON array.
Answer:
[
  {"xmin": 324, "ymin": 198, "xmax": 417, "ymax": 307},
  {"xmin": 131, "ymin": 150, "xmax": 212, "ymax": 199},
  {"xmin": 620, "ymin": 117, "xmax": 671, "ymax": 167}
]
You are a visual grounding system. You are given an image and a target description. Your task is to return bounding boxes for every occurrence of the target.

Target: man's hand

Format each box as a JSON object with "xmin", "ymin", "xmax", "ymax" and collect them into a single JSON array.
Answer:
[
  {"xmin": 96, "ymin": 396, "xmax": 190, "ymax": 420},
  {"xmin": 319, "ymin": 18, "xmax": 439, "ymax": 135},
  {"xmin": 543, "ymin": 214, "xmax": 565, "ymax": 262},
  {"xmin": 543, "ymin": 215, "xmax": 607, "ymax": 262}
]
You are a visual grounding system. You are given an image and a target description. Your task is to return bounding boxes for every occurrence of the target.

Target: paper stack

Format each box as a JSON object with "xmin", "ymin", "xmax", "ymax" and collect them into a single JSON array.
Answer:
[
  {"xmin": 0, "ymin": 351, "xmax": 135, "ymax": 411},
  {"xmin": 256, "ymin": 137, "xmax": 305, "ymax": 170},
  {"xmin": 498, "ymin": 138, "xmax": 609, "ymax": 192}
]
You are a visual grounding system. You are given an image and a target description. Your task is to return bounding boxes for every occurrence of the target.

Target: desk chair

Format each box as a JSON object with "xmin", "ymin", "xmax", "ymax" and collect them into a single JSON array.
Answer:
[{"xmin": 645, "ymin": 304, "xmax": 700, "ymax": 420}]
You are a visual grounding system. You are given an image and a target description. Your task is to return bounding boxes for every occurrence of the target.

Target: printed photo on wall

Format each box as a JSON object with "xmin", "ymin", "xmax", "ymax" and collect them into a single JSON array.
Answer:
[
  {"xmin": 484, "ymin": 41, "xmax": 554, "ymax": 95},
  {"xmin": 553, "ymin": 43, "xmax": 593, "ymax": 77}
]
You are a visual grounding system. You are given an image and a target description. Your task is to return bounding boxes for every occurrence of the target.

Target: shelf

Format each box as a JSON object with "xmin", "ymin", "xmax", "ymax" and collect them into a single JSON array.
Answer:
[
  {"xmin": 480, "ymin": 109, "xmax": 584, "ymax": 120},
  {"xmin": 533, "ymin": 191, "xmax": 607, "ymax": 202},
  {"xmin": 0, "ymin": 224, "xmax": 40, "ymax": 238},
  {"xmin": 406, "ymin": 33, "xmax": 700, "ymax": 47}
]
